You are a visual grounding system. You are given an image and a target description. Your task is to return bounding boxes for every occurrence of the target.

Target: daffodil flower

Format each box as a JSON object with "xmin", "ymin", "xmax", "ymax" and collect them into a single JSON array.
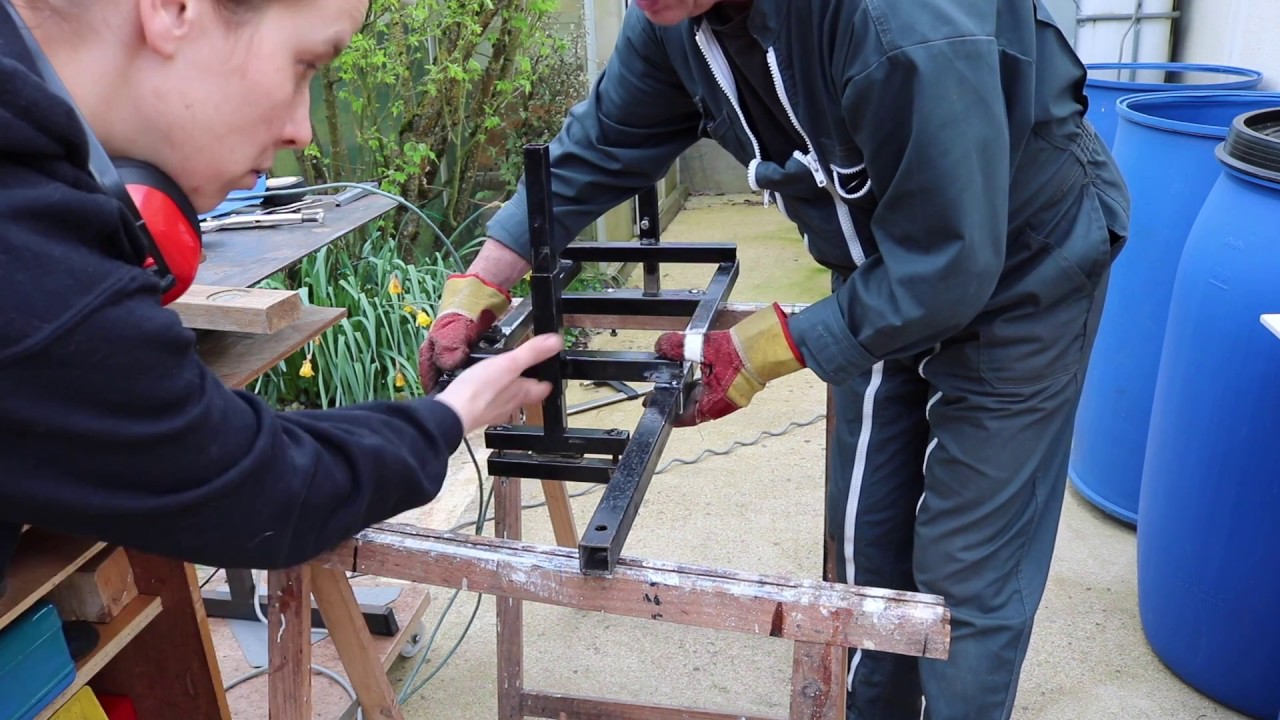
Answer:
[
  {"xmin": 299, "ymin": 358, "xmax": 315, "ymax": 378},
  {"xmin": 416, "ymin": 311, "xmax": 432, "ymax": 328}
]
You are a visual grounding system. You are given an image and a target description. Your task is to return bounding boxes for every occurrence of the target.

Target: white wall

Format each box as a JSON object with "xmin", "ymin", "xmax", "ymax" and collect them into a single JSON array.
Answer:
[{"xmin": 1174, "ymin": 0, "xmax": 1280, "ymax": 90}]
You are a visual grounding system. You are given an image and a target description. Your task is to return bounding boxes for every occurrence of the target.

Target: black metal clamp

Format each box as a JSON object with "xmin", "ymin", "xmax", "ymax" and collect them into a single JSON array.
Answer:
[{"xmin": 461, "ymin": 143, "xmax": 739, "ymax": 575}]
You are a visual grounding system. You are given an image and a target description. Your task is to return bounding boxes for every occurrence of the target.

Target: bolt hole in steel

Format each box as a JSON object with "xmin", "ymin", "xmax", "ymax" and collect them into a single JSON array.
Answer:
[{"xmin": 594, "ymin": 525, "xmax": 608, "ymax": 532}]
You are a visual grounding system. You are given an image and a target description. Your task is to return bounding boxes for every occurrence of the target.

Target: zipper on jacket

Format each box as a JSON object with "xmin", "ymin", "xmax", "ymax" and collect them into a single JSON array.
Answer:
[
  {"xmin": 765, "ymin": 48, "xmax": 866, "ymax": 266},
  {"xmin": 695, "ymin": 25, "xmax": 763, "ymax": 165}
]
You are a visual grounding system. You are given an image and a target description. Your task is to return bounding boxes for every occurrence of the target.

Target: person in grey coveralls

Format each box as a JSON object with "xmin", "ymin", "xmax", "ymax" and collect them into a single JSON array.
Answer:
[{"xmin": 419, "ymin": 1, "xmax": 1131, "ymax": 717}]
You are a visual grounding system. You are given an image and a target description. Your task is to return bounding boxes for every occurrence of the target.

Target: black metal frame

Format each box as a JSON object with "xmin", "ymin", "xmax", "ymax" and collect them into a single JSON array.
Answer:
[{"xmin": 465, "ymin": 144, "xmax": 738, "ymax": 575}]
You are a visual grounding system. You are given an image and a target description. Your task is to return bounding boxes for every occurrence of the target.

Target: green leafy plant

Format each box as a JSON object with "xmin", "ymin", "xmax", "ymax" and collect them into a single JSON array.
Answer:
[
  {"xmin": 295, "ymin": 0, "xmax": 589, "ymax": 260},
  {"xmin": 251, "ymin": 233, "xmax": 453, "ymax": 409}
]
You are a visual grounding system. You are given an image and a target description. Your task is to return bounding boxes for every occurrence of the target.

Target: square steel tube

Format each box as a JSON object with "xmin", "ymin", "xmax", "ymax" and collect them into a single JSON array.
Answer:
[
  {"xmin": 558, "ymin": 242, "xmax": 738, "ymax": 265},
  {"xmin": 578, "ymin": 382, "xmax": 682, "ymax": 575},
  {"xmin": 486, "ymin": 452, "xmax": 616, "ymax": 484},
  {"xmin": 484, "ymin": 425, "xmax": 631, "ymax": 456},
  {"xmin": 560, "ymin": 291, "xmax": 706, "ymax": 318},
  {"xmin": 467, "ymin": 350, "xmax": 685, "ymax": 384},
  {"xmin": 524, "ymin": 143, "xmax": 567, "ymax": 437},
  {"xmin": 636, "ymin": 186, "xmax": 661, "ymax": 297}
]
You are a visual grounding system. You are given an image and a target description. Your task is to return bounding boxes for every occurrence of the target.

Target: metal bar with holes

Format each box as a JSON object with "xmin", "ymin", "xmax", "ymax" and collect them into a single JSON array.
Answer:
[
  {"xmin": 466, "ymin": 149, "xmax": 747, "ymax": 574},
  {"xmin": 559, "ymin": 242, "xmax": 737, "ymax": 265},
  {"xmin": 524, "ymin": 143, "xmax": 567, "ymax": 439},
  {"xmin": 577, "ymin": 382, "xmax": 682, "ymax": 574},
  {"xmin": 637, "ymin": 186, "xmax": 662, "ymax": 297}
]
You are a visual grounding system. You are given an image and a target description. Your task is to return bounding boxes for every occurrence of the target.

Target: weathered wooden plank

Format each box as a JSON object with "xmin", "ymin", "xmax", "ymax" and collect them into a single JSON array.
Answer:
[
  {"xmin": 788, "ymin": 642, "xmax": 845, "ymax": 720},
  {"xmin": 310, "ymin": 566, "xmax": 404, "ymax": 720},
  {"xmin": 268, "ymin": 566, "xmax": 311, "ymax": 720},
  {"xmin": 326, "ymin": 526, "xmax": 949, "ymax": 660},
  {"xmin": 93, "ymin": 554, "xmax": 232, "ymax": 720},
  {"xmin": 523, "ymin": 402, "xmax": 578, "ymax": 549},
  {"xmin": 521, "ymin": 691, "xmax": 780, "ymax": 720},
  {"xmin": 194, "ymin": 194, "xmax": 397, "ymax": 288},
  {"xmin": 47, "ymin": 545, "xmax": 138, "ymax": 623},
  {"xmin": 495, "ymin": 474, "xmax": 525, "ymax": 720},
  {"xmin": 0, "ymin": 531, "xmax": 106, "ymax": 630},
  {"xmin": 195, "ymin": 305, "xmax": 346, "ymax": 389},
  {"xmin": 170, "ymin": 285, "xmax": 304, "ymax": 334}
]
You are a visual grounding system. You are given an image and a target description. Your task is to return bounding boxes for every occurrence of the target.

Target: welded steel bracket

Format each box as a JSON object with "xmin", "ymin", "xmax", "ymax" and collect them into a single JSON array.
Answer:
[{"xmin": 462, "ymin": 144, "xmax": 739, "ymax": 575}]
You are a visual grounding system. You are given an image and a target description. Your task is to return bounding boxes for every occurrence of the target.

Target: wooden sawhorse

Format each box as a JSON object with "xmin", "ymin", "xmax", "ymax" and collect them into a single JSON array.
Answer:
[{"xmin": 263, "ymin": 301, "xmax": 951, "ymax": 719}]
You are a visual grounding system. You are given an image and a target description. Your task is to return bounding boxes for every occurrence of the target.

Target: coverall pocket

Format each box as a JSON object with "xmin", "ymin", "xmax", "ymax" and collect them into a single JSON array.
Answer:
[
  {"xmin": 830, "ymin": 163, "xmax": 873, "ymax": 202},
  {"xmin": 752, "ymin": 151, "xmax": 827, "ymax": 198},
  {"xmin": 977, "ymin": 187, "xmax": 1111, "ymax": 389},
  {"xmin": 700, "ymin": 112, "xmax": 729, "ymax": 141}
]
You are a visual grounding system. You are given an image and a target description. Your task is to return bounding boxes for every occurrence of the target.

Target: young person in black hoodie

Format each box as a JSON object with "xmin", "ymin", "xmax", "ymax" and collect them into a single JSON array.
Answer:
[{"xmin": 0, "ymin": 0, "xmax": 561, "ymax": 593}]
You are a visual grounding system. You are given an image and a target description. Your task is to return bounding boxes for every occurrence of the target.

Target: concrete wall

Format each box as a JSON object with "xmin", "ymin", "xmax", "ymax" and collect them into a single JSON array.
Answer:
[
  {"xmin": 679, "ymin": 140, "xmax": 751, "ymax": 196},
  {"xmin": 1173, "ymin": 0, "xmax": 1280, "ymax": 90}
]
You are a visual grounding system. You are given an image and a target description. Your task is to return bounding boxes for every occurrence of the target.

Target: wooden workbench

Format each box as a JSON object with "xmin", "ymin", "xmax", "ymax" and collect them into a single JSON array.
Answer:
[
  {"xmin": 193, "ymin": 192, "xmax": 440, "ymax": 717},
  {"xmin": 0, "ymin": 191, "xmax": 418, "ymax": 719}
]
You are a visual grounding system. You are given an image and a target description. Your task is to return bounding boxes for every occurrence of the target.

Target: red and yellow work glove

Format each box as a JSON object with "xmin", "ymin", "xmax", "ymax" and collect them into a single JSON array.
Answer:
[
  {"xmin": 418, "ymin": 273, "xmax": 512, "ymax": 393},
  {"xmin": 654, "ymin": 303, "xmax": 805, "ymax": 426}
]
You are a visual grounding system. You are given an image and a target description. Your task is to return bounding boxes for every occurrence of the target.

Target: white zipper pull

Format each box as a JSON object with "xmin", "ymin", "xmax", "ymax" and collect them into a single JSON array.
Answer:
[{"xmin": 804, "ymin": 151, "xmax": 827, "ymax": 188}]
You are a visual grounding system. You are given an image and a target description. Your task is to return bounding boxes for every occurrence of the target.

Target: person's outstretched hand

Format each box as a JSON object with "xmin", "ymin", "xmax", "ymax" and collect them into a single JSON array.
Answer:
[
  {"xmin": 419, "ymin": 273, "xmax": 513, "ymax": 393},
  {"xmin": 654, "ymin": 303, "xmax": 806, "ymax": 427},
  {"xmin": 435, "ymin": 333, "xmax": 561, "ymax": 434}
]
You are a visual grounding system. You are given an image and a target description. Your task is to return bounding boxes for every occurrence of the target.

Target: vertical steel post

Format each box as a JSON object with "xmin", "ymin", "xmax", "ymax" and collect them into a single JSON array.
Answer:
[
  {"xmin": 524, "ymin": 144, "xmax": 567, "ymax": 439},
  {"xmin": 637, "ymin": 186, "xmax": 662, "ymax": 297}
]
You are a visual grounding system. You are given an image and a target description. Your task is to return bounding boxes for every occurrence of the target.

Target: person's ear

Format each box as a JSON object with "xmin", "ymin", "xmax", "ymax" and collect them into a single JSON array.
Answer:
[{"xmin": 136, "ymin": 0, "xmax": 195, "ymax": 59}]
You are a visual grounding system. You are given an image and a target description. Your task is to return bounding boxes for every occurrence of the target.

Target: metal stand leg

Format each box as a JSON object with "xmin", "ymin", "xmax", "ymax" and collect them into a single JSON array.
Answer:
[{"xmin": 202, "ymin": 568, "xmax": 399, "ymax": 637}]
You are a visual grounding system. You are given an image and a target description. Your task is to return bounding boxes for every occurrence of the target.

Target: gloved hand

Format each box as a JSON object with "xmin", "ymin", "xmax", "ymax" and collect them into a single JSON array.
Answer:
[
  {"xmin": 654, "ymin": 303, "xmax": 805, "ymax": 426},
  {"xmin": 419, "ymin": 273, "xmax": 512, "ymax": 393}
]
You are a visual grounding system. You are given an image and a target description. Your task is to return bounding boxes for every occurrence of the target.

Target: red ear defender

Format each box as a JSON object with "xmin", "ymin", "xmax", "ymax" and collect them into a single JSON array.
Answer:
[
  {"xmin": 2, "ymin": 0, "xmax": 202, "ymax": 306},
  {"xmin": 114, "ymin": 160, "xmax": 203, "ymax": 306}
]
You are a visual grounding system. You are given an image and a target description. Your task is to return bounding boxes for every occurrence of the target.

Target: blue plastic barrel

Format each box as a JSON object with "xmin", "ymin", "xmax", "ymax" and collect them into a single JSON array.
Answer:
[
  {"xmin": 1071, "ymin": 91, "xmax": 1280, "ymax": 525},
  {"xmin": 1138, "ymin": 108, "xmax": 1280, "ymax": 719},
  {"xmin": 1085, "ymin": 63, "xmax": 1264, "ymax": 146}
]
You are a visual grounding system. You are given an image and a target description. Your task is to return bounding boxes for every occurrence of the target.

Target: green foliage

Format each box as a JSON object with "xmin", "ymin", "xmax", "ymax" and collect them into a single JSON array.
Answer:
[
  {"xmin": 493, "ymin": 15, "xmax": 590, "ymax": 191},
  {"xmin": 250, "ymin": 0, "xmax": 593, "ymax": 409},
  {"xmin": 298, "ymin": 0, "xmax": 589, "ymax": 260},
  {"xmin": 251, "ymin": 233, "xmax": 452, "ymax": 410}
]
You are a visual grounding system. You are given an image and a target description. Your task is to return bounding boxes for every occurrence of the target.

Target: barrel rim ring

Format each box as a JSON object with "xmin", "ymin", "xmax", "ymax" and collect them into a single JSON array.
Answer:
[
  {"xmin": 1217, "ymin": 107, "xmax": 1280, "ymax": 185},
  {"xmin": 1116, "ymin": 91, "xmax": 1280, "ymax": 139},
  {"xmin": 1085, "ymin": 62, "xmax": 1263, "ymax": 91}
]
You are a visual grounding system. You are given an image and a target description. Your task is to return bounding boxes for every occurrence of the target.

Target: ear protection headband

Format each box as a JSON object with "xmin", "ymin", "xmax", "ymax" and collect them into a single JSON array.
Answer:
[{"xmin": 2, "ymin": 0, "xmax": 202, "ymax": 305}]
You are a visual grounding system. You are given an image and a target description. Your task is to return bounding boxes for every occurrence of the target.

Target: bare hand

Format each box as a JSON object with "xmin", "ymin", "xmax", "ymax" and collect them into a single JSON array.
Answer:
[{"xmin": 435, "ymin": 333, "xmax": 562, "ymax": 434}]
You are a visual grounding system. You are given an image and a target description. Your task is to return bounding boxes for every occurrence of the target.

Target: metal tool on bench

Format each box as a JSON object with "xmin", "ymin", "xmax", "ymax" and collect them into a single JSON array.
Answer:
[
  {"xmin": 454, "ymin": 143, "xmax": 739, "ymax": 576},
  {"xmin": 199, "ymin": 207, "xmax": 325, "ymax": 233},
  {"xmin": 568, "ymin": 380, "xmax": 650, "ymax": 416}
]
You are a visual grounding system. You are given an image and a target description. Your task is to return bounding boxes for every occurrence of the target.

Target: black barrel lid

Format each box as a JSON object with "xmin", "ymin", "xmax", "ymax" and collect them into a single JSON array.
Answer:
[{"xmin": 1217, "ymin": 107, "xmax": 1280, "ymax": 183}]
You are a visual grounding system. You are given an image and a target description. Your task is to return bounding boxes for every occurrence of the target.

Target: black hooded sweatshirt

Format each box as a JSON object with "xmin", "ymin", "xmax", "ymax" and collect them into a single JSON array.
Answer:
[{"xmin": 0, "ymin": 7, "xmax": 463, "ymax": 582}]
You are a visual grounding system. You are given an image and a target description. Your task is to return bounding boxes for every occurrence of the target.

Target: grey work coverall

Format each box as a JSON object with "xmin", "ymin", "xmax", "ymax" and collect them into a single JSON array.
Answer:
[{"xmin": 484, "ymin": 0, "xmax": 1132, "ymax": 717}]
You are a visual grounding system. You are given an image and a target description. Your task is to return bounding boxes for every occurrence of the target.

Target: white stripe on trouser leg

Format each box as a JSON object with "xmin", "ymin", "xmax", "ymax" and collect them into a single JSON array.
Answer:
[
  {"xmin": 845, "ymin": 362, "xmax": 884, "ymax": 692},
  {"xmin": 917, "ymin": 437, "xmax": 938, "ymax": 516},
  {"xmin": 918, "ymin": 393, "xmax": 940, "ymax": 516}
]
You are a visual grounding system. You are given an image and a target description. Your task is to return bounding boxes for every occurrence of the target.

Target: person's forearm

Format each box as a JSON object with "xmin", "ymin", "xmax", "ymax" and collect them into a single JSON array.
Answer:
[{"xmin": 468, "ymin": 239, "xmax": 531, "ymax": 290}]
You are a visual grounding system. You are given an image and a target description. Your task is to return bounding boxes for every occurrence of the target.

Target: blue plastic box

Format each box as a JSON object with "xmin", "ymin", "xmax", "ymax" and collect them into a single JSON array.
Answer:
[{"xmin": 0, "ymin": 601, "xmax": 76, "ymax": 720}]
